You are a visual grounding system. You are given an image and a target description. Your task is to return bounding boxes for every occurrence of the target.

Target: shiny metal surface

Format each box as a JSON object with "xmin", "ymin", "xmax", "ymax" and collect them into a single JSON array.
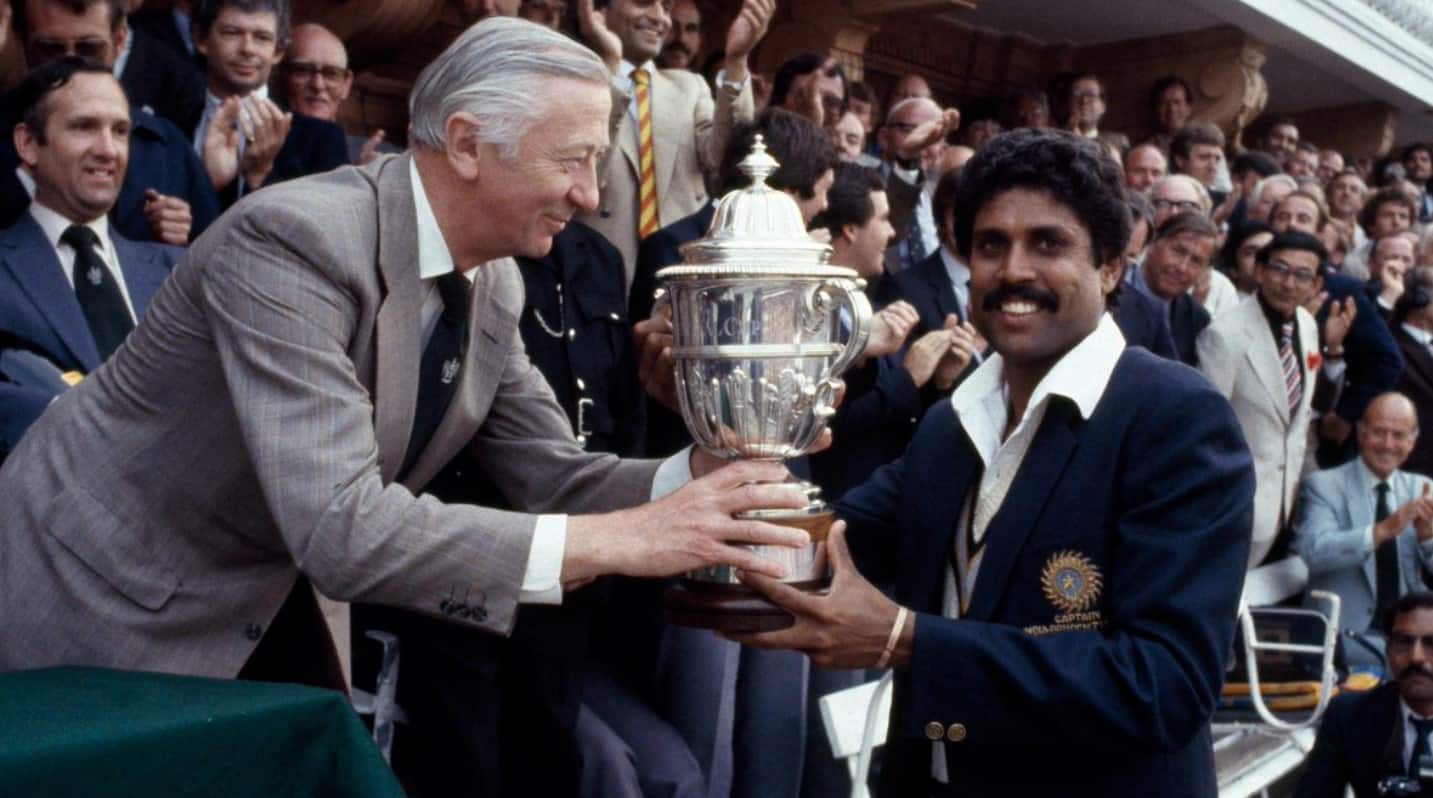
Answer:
[{"xmin": 656, "ymin": 135, "xmax": 871, "ymax": 586}]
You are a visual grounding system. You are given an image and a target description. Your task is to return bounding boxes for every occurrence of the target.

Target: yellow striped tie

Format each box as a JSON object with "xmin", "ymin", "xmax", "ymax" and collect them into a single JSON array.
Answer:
[{"xmin": 634, "ymin": 68, "xmax": 659, "ymax": 239}]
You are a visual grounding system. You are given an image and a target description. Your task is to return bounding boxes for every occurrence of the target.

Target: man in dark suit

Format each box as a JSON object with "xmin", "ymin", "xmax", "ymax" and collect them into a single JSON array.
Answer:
[
  {"xmin": 0, "ymin": 58, "xmax": 182, "ymax": 458},
  {"xmin": 1393, "ymin": 266, "xmax": 1433, "ymax": 477},
  {"xmin": 185, "ymin": 0, "xmax": 348, "ymax": 209},
  {"xmin": 118, "ymin": 18, "xmax": 206, "ymax": 134},
  {"xmin": 734, "ymin": 129, "xmax": 1255, "ymax": 796},
  {"xmin": 3, "ymin": 0, "xmax": 219, "ymax": 245},
  {"xmin": 1296, "ymin": 591, "xmax": 1433, "ymax": 798},
  {"xmin": 1128, "ymin": 210, "xmax": 1219, "ymax": 366}
]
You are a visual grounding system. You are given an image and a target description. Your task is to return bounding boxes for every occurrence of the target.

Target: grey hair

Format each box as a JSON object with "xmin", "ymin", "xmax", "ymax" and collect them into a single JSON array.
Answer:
[
  {"xmin": 1150, "ymin": 173, "xmax": 1211, "ymax": 214},
  {"xmin": 1248, "ymin": 173, "xmax": 1297, "ymax": 211},
  {"xmin": 408, "ymin": 17, "xmax": 609, "ymax": 161}
]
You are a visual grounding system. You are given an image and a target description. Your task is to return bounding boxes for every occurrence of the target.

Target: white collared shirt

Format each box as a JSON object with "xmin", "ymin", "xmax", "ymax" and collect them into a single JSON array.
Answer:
[
  {"xmin": 28, "ymin": 202, "xmax": 137, "ymax": 322},
  {"xmin": 113, "ymin": 21, "xmax": 134, "ymax": 81},
  {"xmin": 617, "ymin": 59, "xmax": 659, "ymax": 125},
  {"xmin": 932, "ymin": 313, "xmax": 1125, "ymax": 783},
  {"xmin": 407, "ymin": 160, "xmax": 692, "ymax": 604},
  {"xmin": 938, "ymin": 246, "xmax": 970, "ymax": 320},
  {"xmin": 1404, "ymin": 323, "xmax": 1432, "ymax": 350},
  {"xmin": 1404, "ymin": 700, "xmax": 1433, "ymax": 774}
]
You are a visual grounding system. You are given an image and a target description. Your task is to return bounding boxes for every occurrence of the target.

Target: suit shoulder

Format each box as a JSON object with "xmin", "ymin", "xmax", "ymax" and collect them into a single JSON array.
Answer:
[
  {"xmin": 659, "ymin": 68, "xmax": 713, "ymax": 97},
  {"xmin": 1108, "ymin": 348, "xmax": 1228, "ymax": 418},
  {"xmin": 111, "ymin": 230, "xmax": 184, "ymax": 266}
]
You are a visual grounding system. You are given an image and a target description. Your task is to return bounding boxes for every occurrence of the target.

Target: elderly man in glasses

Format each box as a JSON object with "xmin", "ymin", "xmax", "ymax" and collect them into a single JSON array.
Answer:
[
  {"xmin": 878, "ymin": 95, "xmax": 960, "ymax": 274},
  {"xmin": 1199, "ymin": 230, "xmax": 1357, "ymax": 568},
  {"xmin": 277, "ymin": 22, "xmax": 395, "ymax": 165}
]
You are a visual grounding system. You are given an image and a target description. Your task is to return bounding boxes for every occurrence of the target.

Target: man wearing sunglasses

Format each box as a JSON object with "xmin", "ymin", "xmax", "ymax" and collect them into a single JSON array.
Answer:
[
  {"xmin": 2, "ymin": 0, "xmax": 219, "ymax": 246},
  {"xmin": 1198, "ymin": 230, "xmax": 1356, "ymax": 567}
]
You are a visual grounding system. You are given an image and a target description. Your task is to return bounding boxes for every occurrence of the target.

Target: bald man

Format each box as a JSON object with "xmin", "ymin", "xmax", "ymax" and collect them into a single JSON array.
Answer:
[
  {"xmin": 278, "ymin": 23, "xmax": 394, "ymax": 164},
  {"xmin": 1296, "ymin": 392, "xmax": 1433, "ymax": 668}
]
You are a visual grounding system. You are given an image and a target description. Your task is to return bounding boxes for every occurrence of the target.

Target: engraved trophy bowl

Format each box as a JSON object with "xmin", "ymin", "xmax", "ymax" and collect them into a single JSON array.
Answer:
[{"xmin": 657, "ymin": 135, "xmax": 871, "ymax": 632}]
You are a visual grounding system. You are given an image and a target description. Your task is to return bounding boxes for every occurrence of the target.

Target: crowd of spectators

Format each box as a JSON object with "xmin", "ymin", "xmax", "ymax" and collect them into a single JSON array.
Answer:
[{"xmin": 8, "ymin": 0, "xmax": 1433, "ymax": 793}]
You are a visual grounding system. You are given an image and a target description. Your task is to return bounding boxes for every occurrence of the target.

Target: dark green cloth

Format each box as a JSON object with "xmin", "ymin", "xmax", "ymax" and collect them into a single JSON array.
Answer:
[{"xmin": 0, "ymin": 667, "xmax": 404, "ymax": 797}]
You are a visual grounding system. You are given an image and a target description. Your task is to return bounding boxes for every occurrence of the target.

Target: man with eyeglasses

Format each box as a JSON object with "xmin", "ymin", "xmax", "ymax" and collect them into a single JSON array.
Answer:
[
  {"xmin": 184, "ymin": 0, "xmax": 349, "ymax": 209},
  {"xmin": 1298, "ymin": 591, "xmax": 1433, "ymax": 797},
  {"xmin": 1199, "ymin": 231, "xmax": 1355, "ymax": 567},
  {"xmin": 277, "ymin": 23, "xmax": 394, "ymax": 165},
  {"xmin": 1065, "ymin": 72, "xmax": 1106, "ymax": 140},
  {"xmin": 1296, "ymin": 393, "xmax": 1433, "ymax": 673},
  {"xmin": 575, "ymin": 0, "xmax": 770, "ymax": 291},
  {"xmin": 878, "ymin": 96, "xmax": 960, "ymax": 275},
  {"xmin": 1147, "ymin": 174, "xmax": 1210, "ymax": 227},
  {"xmin": 2, "ymin": 0, "xmax": 218, "ymax": 246}
]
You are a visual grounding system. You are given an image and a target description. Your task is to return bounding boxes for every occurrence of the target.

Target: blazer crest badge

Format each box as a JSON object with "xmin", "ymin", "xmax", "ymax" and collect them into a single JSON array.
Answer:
[{"xmin": 1026, "ymin": 550, "xmax": 1106, "ymax": 636}]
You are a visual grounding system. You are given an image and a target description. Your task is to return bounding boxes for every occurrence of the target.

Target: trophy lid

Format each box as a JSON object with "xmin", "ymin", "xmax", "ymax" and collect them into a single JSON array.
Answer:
[{"xmin": 658, "ymin": 134, "xmax": 856, "ymax": 280}]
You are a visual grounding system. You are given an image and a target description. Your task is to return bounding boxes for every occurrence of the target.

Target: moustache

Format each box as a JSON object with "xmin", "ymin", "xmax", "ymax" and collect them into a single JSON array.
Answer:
[
  {"xmin": 1401, "ymin": 665, "xmax": 1433, "ymax": 681},
  {"xmin": 981, "ymin": 283, "xmax": 1060, "ymax": 313},
  {"xmin": 664, "ymin": 42, "xmax": 691, "ymax": 57}
]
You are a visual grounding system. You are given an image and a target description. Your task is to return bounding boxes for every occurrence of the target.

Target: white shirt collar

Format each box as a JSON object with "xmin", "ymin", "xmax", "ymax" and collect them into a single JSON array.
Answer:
[
  {"xmin": 619, "ymin": 59, "xmax": 658, "ymax": 80},
  {"xmin": 939, "ymin": 246, "xmax": 968, "ymax": 291},
  {"xmin": 952, "ymin": 311, "xmax": 1126, "ymax": 426},
  {"xmin": 1404, "ymin": 323, "xmax": 1433, "ymax": 348},
  {"xmin": 113, "ymin": 21, "xmax": 134, "ymax": 78},
  {"xmin": 28, "ymin": 201, "xmax": 110, "ymax": 251},
  {"xmin": 206, "ymin": 83, "xmax": 269, "ymax": 111},
  {"xmin": 1357, "ymin": 454, "xmax": 1396, "ymax": 494},
  {"xmin": 410, "ymin": 159, "xmax": 457, "ymax": 281}
]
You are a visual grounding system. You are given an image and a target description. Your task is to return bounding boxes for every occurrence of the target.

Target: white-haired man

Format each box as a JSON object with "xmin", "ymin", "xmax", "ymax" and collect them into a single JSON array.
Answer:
[{"xmin": 0, "ymin": 10, "xmax": 805, "ymax": 753}]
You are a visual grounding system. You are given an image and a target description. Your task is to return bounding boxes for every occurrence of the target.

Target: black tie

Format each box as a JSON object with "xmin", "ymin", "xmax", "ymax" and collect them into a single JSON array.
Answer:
[
  {"xmin": 1410, "ymin": 717, "xmax": 1433, "ymax": 777},
  {"xmin": 61, "ymin": 225, "xmax": 133, "ymax": 360},
  {"xmin": 399, "ymin": 271, "xmax": 471, "ymax": 479},
  {"xmin": 1376, "ymin": 481, "xmax": 1401, "ymax": 619}
]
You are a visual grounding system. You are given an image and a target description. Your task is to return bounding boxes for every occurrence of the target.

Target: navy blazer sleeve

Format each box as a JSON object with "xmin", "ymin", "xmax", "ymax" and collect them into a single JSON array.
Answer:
[
  {"xmin": 840, "ymin": 359, "xmax": 1254, "ymax": 756},
  {"xmin": 1323, "ymin": 273, "xmax": 1402, "ymax": 423}
]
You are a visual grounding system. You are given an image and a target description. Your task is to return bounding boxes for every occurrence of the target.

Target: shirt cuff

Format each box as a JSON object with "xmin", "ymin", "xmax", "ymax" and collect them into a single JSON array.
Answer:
[
  {"xmin": 652, "ymin": 446, "xmax": 695, "ymax": 500},
  {"xmin": 1322, "ymin": 359, "xmax": 1347, "ymax": 381},
  {"xmin": 519, "ymin": 514, "xmax": 566, "ymax": 605}
]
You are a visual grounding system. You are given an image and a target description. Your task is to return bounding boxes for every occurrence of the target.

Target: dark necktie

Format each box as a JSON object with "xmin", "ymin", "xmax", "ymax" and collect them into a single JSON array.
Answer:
[
  {"xmin": 399, "ymin": 271, "xmax": 471, "ymax": 479},
  {"xmin": 1410, "ymin": 716, "xmax": 1433, "ymax": 777},
  {"xmin": 1375, "ymin": 481, "xmax": 1401, "ymax": 618},
  {"xmin": 61, "ymin": 225, "xmax": 134, "ymax": 360}
]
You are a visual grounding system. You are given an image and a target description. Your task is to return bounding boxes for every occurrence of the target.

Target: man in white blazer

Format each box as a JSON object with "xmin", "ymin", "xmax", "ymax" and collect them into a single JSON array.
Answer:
[
  {"xmin": 1295, "ymin": 392, "xmax": 1433, "ymax": 668},
  {"xmin": 575, "ymin": 0, "xmax": 768, "ymax": 289},
  {"xmin": 1199, "ymin": 231, "xmax": 1355, "ymax": 568}
]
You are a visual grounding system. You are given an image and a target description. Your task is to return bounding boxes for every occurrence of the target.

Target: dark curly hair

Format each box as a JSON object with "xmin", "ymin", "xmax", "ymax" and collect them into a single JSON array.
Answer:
[{"xmin": 952, "ymin": 129, "xmax": 1130, "ymax": 267}]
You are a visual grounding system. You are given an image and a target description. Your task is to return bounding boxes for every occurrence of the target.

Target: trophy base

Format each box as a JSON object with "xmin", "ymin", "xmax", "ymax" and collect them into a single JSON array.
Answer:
[
  {"xmin": 662, "ymin": 581, "xmax": 829, "ymax": 633},
  {"xmin": 663, "ymin": 500, "xmax": 833, "ymax": 633}
]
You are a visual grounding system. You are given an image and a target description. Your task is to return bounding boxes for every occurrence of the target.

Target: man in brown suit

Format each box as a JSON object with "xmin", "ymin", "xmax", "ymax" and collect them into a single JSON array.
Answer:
[{"xmin": 0, "ymin": 18, "xmax": 807, "ymax": 682}]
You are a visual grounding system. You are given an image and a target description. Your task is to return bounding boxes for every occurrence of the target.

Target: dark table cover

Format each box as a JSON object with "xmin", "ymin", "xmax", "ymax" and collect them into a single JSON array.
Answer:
[{"xmin": 0, "ymin": 667, "xmax": 404, "ymax": 797}]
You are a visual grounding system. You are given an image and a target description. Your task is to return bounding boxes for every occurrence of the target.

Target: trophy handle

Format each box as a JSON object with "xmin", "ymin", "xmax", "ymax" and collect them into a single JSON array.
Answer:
[{"xmin": 815, "ymin": 278, "xmax": 871, "ymax": 378}]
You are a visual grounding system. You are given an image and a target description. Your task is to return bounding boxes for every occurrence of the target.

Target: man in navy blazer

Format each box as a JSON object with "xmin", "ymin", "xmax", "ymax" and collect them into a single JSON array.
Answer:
[
  {"xmin": 734, "ymin": 129, "xmax": 1254, "ymax": 796},
  {"xmin": 2, "ymin": 0, "xmax": 220, "ymax": 245},
  {"xmin": 0, "ymin": 59, "xmax": 182, "ymax": 458}
]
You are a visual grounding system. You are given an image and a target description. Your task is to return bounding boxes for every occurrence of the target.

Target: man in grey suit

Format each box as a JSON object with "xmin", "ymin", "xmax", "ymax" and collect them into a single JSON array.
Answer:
[
  {"xmin": 0, "ymin": 18, "xmax": 809, "ymax": 684},
  {"xmin": 1296, "ymin": 392, "xmax": 1433, "ymax": 669}
]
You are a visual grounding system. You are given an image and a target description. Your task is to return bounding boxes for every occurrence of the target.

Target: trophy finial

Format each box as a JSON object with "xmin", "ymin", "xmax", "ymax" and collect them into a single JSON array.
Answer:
[{"xmin": 739, "ymin": 134, "xmax": 780, "ymax": 189}]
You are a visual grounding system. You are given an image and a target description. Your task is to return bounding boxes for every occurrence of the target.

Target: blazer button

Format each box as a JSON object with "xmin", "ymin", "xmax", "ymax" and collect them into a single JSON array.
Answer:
[
  {"xmin": 924, "ymin": 721, "xmax": 945, "ymax": 741},
  {"xmin": 245, "ymin": 623, "xmax": 263, "ymax": 641},
  {"xmin": 946, "ymin": 723, "xmax": 967, "ymax": 743}
]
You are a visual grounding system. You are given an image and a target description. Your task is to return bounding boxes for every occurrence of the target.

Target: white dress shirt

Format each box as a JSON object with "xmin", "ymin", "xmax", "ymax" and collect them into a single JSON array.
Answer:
[
  {"xmin": 28, "ymin": 202, "xmax": 138, "ymax": 323},
  {"xmin": 408, "ymin": 160, "xmax": 692, "ymax": 604},
  {"xmin": 932, "ymin": 313, "xmax": 1126, "ymax": 781}
]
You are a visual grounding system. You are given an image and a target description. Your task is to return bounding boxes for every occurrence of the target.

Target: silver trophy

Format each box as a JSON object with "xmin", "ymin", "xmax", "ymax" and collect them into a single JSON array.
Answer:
[{"xmin": 657, "ymin": 136, "xmax": 871, "ymax": 632}]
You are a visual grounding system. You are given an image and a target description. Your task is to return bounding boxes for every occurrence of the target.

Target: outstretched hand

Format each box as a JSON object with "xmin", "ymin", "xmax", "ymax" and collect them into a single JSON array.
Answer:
[{"xmin": 728, "ymin": 522, "xmax": 912, "ymax": 670}]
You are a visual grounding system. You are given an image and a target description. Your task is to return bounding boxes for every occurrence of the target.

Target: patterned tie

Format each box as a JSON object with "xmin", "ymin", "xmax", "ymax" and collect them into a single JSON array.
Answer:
[
  {"xmin": 897, "ymin": 205, "xmax": 929, "ymax": 273},
  {"xmin": 61, "ymin": 225, "xmax": 134, "ymax": 360},
  {"xmin": 1279, "ymin": 320, "xmax": 1302, "ymax": 415},
  {"xmin": 399, "ymin": 271, "xmax": 471, "ymax": 479},
  {"xmin": 633, "ymin": 68, "xmax": 659, "ymax": 240}
]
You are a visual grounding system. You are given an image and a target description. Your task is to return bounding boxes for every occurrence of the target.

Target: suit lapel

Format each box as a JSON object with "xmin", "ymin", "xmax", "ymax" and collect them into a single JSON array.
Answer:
[
  {"xmin": 112, "ymin": 235, "xmax": 169, "ymax": 316},
  {"xmin": 903, "ymin": 413, "xmax": 980, "ymax": 611},
  {"xmin": 1401, "ymin": 330, "xmax": 1433, "ymax": 392},
  {"xmin": 372, "ymin": 155, "xmax": 423, "ymax": 485},
  {"xmin": 0, "ymin": 216, "xmax": 102, "ymax": 369},
  {"xmin": 1350, "ymin": 462, "xmax": 1379, "ymax": 594},
  {"xmin": 651, "ymin": 70, "xmax": 681, "ymax": 220},
  {"xmin": 966, "ymin": 401, "xmax": 1081, "ymax": 621},
  {"xmin": 617, "ymin": 94, "xmax": 639, "ymax": 177},
  {"xmin": 1242, "ymin": 299, "xmax": 1289, "ymax": 424},
  {"xmin": 402, "ymin": 260, "xmax": 510, "ymax": 489},
  {"xmin": 928, "ymin": 260, "xmax": 962, "ymax": 324}
]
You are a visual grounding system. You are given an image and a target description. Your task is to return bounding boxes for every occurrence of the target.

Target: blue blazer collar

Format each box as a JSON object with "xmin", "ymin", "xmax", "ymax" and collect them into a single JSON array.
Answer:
[{"xmin": 0, "ymin": 215, "xmax": 101, "ymax": 369}]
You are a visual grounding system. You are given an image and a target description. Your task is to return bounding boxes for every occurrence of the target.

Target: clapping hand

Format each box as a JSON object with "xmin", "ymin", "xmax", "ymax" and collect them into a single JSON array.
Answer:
[
  {"xmin": 864, "ymin": 301, "xmax": 918, "ymax": 360},
  {"xmin": 722, "ymin": 0, "xmax": 774, "ymax": 84},
  {"xmin": 894, "ymin": 108, "xmax": 961, "ymax": 163},
  {"xmin": 1322, "ymin": 295, "xmax": 1357, "ymax": 353}
]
